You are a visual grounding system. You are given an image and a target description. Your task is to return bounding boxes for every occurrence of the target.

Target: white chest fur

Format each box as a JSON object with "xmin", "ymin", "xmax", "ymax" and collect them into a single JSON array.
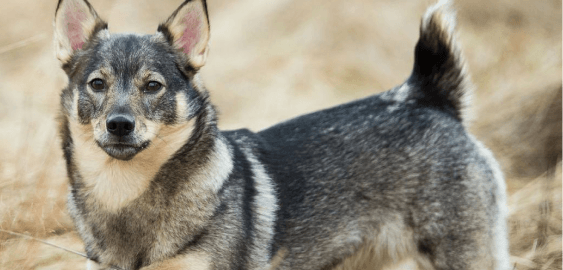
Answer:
[{"xmin": 69, "ymin": 119, "xmax": 195, "ymax": 212}]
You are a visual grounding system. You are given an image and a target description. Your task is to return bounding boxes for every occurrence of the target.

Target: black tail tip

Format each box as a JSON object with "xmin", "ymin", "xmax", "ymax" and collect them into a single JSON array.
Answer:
[{"xmin": 410, "ymin": 0, "xmax": 472, "ymax": 122}]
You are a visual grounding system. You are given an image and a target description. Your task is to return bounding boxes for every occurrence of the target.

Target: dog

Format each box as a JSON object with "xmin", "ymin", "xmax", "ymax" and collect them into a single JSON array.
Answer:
[{"xmin": 54, "ymin": 0, "xmax": 510, "ymax": 269}]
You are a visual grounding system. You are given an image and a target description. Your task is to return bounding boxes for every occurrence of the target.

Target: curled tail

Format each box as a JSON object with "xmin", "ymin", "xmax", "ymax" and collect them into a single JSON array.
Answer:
[{"xmin": 409, "ymin": 0, "xmax": 472, "ymax": 122}]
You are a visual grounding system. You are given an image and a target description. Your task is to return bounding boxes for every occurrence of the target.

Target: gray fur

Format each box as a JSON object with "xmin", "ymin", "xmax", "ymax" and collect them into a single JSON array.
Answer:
[{"xmin": 54, "ymin": 0, "xmax": 510, "ymax": 269}]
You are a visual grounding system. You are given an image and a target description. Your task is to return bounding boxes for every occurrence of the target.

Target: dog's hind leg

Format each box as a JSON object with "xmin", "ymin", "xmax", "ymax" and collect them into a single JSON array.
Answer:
[
  {"xmin": 419, "ymin": 229, "xmax": 509, "ymax": 270},
  {"xmin": 332, "ymin": 216, "xmax": 423, "ymax": 270}
]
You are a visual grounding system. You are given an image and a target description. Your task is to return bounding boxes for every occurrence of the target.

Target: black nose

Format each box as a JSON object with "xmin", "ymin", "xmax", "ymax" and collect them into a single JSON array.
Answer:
[{"xmin": 106, "ymin": 115, "xmax": 135, "ymax": 137}]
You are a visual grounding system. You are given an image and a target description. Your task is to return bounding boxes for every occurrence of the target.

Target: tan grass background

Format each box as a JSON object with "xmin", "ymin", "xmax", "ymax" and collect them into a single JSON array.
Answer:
[{"xmin": 0, "ymin": 0, "xmax": 561, "ymax": 269}]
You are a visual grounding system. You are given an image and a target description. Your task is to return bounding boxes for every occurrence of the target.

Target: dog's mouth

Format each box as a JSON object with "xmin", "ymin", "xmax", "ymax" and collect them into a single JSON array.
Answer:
[{"xmin": 98, "ymin": 141, "xmax": 150, "ymax": 161}]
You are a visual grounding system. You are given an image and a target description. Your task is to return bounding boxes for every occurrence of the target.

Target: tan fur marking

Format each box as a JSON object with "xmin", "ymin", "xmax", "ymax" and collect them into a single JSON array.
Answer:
[
  {"xmin": 175, "ymin": 91, "xmax": 189, "ymax": 120},
  {"xmin": 191, "ymin": 73, "xmax": 206, "ymax": 93},
  {"xmin": 268, "ymin": 249, "xmax": 288, "ymax": 270},
  {"xmin": 70, "ymin": 118, "xmax": 195, "ymax": 212},
  {"xmin": 333, "ymin": 218, "xmax": 417, "ymax": 270},
  {"xmin": 152, "ymin": 32, "xmax": 167, "ymax": 42},
  {"xmin": 86, "ymin": 69, "xmax": 111, "ymax": 89},
  {"xmin": 88, "ymin": 252, "xmax": 212, "ymax": 270},
  {"xmin": 71, "ymin": 89, "xmax": 80, "ymax": 120},
  {"xmin": 141, "ymin": 252, "xmax": 211, "ymax": 270},
  {"xmin": 372, "ymin": 221, "xmax": 416, "ymax": 262},
  {"xmin": 188, "ymin": 136, "xmax": 233, "ymax": 194},
  {"xmin": 133, "ymin": 69, "xmax": 168, "ymax": 99},
  {"xmin": 97, "ymin": 29, "xmax": 110, "ymax": 40},
  {"xmin": 86, "ymin": 260, "xmax": 101, "ymax": 270}
]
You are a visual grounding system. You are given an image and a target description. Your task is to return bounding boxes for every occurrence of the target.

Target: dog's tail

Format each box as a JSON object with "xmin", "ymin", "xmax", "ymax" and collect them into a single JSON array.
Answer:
[{"xmin": 408, "ymin": 0, "xmax": 472, "ymax": 122}]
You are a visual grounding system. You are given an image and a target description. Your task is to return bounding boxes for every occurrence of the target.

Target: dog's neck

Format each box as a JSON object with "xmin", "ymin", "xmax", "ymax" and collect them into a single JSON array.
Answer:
[{"xmin": 62, "ymin": 105, "xmax": 229, "ymax": 213}]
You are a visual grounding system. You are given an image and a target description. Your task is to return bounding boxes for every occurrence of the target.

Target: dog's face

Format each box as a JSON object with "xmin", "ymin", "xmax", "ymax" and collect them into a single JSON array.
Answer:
[{"xmin": 55, "ymin": 0, "xmax": 210, "ymax": 160}]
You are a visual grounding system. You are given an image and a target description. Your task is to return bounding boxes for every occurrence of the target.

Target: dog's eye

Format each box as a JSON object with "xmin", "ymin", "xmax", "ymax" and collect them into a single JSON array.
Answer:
[
  {"xmin": 145, "ymin": 81, "xmax": 163, "ymax": 92},
  {"xmin": 90, "ymin": 79, "xmax": 106, "ymax": 92}
]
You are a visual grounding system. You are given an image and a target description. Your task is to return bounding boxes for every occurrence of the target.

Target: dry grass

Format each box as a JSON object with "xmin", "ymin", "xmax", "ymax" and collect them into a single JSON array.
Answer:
[
  {"xmin": 0, "ymin": 0, "xmax": 560, "ymax": 269},
  {"xmin": 508, "ymin": 166, "xmax": 562, "ymax": 270}
]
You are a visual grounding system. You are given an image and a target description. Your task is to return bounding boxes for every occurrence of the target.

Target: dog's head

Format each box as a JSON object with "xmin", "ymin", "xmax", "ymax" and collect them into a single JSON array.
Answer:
[{"xmin": 55, "ymin": 0, "xmax": 210, "ymax": 160}]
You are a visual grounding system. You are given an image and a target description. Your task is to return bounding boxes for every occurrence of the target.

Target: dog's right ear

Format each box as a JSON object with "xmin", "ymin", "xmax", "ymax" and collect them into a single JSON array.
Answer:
[{"xmin": 54, "ymin": 0, "xmax": 107, "ymax": 64}]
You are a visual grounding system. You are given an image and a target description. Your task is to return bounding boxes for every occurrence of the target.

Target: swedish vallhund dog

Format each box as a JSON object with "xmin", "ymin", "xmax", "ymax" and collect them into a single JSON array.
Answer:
[{"xmin": 54, "ymin": 0, "xmax": 510, "ymax": 269}]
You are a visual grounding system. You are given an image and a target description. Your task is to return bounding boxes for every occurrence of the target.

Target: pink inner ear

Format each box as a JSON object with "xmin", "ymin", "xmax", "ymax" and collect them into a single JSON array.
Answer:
[
  {"xmin": 64, "ymin": 4, "xmax": 89, "ymax": 51},
  {"xmin": 178, "ymin": 9, "xmax": 203, "ymax": 55}
]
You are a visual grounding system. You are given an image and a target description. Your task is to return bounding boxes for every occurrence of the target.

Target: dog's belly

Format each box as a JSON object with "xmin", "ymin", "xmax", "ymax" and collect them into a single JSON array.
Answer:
[
  {"xmin": 86, "ymin": 252, "xmax": 212, "ymax": 270},
  {"xmin": 271, "ymin": 209, "xmax": 421, "ymax": 269}
]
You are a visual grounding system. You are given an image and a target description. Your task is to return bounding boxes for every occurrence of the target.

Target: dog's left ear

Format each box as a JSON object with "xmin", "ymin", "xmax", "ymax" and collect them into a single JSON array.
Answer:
[
  {"xmin": 158, "ymin": 0, "xmax": 210, "ymax": 69},
  {"xmin": 54, "ymin": 0, "xmax": 108, "ymax": 64}
]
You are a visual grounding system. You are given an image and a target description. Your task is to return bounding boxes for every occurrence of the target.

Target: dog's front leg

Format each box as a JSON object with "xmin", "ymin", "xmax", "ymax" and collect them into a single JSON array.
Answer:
[
  {"xmin": 140, "ymin": 252, "xmax": 211, "ymax": 270},
  {"xmin": 87, "ymin": 255, "xmax": 210, "ymax": 270},
  {"xmin": 86, "ymin": 260, "xmax": 126, "ymax": 270}
]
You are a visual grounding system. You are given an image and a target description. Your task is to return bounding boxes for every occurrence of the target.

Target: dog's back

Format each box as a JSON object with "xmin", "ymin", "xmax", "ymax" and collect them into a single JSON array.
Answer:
[
  {"xmin": 223, "ymin": 1, "xmax": 509, "ymax": 269},
  {"xmin": 229, "ymin": 99, "xmax": 508, "ymax": 269}
]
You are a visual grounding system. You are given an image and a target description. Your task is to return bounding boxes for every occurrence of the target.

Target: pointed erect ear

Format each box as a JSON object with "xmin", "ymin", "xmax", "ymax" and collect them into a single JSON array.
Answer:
[
  {"xmin": 54, "ymin": 0, "xmax": 107, "ymax": 64},
  {"xmin": 158, "ymin": 0, "xmax": 210, "ymax": 69}
]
